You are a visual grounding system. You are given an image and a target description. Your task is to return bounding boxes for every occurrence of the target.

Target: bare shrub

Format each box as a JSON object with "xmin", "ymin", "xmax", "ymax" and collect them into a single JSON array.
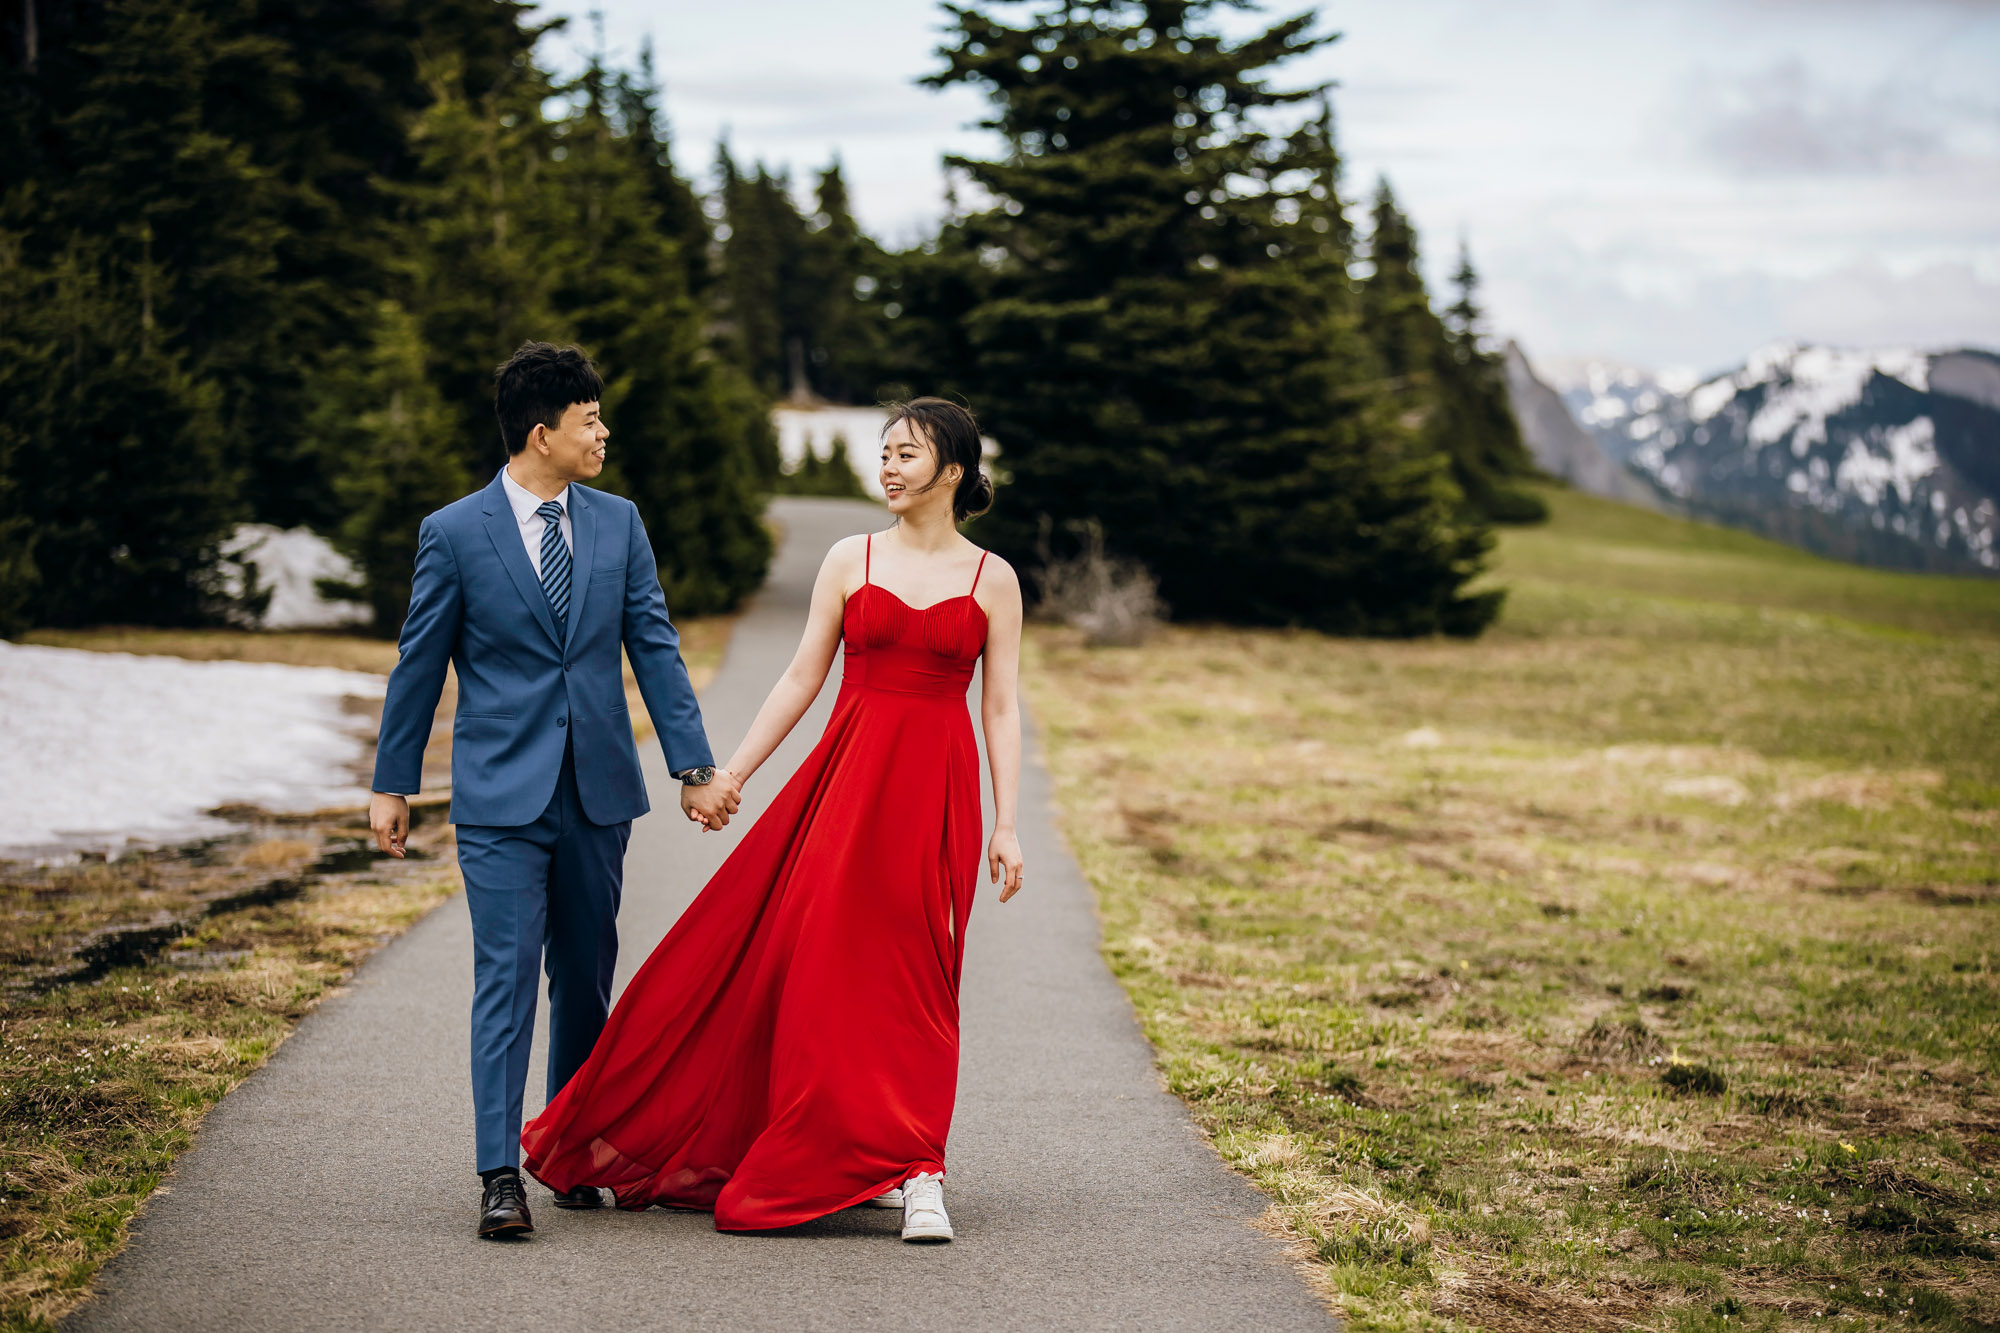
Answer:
[{"xmin": 1033, "ymin": 517, "xmax": 1165, "ymax": 647}]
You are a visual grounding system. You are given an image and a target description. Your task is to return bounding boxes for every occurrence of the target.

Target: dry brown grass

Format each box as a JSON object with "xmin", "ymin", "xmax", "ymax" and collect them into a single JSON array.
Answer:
[
  {"xmin": 0, "ymin": 817, "xmax": 459, "ymax": 1330},
  {"xmin": 1024, "ymin": 492, "xmax": 2000, "ymax": 1332},
  {"xmin": 3, "ymin": 614, "xmax": 740, "ymax": 1329}
]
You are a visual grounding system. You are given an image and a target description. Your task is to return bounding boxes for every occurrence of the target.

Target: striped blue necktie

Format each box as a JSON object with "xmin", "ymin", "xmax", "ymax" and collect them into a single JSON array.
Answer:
[{"xmin": 536, "ymin": 499, "xmax": 571, "ymax": 626}]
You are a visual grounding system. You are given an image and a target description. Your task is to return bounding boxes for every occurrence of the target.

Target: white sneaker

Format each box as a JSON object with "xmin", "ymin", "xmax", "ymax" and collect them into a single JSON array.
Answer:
[
  {"xmin": 900, "ymin": 1171, "xmax": 952, "ymax": 1242},
  {"xmin": 864, "ymin": 1187, "xmax": 904, "ymax": 1209}
]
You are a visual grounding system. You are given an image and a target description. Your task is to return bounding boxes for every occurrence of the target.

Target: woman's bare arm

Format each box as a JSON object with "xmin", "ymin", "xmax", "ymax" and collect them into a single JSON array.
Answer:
[
  {"xmin": 978, "ymin": 559, "xmax": 1025, "ymax": 901},
  {"xmin": 720, "ymin": 537, "xmax": 862, "ymax": 788}
]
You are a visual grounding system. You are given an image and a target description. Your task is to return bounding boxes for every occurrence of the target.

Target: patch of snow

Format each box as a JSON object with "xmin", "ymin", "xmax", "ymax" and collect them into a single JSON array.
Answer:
[
  {"xmin": 0, "ymin": 643, "xmax": 385, "ymax": 860},
  {"xmin": 220, "ymin": 525, "xmax": 370, "ymax": 630},
  {"xmin": 1580, "ymin": 394, "xmax": 1631, "ymax": 426},
  {"xmin": 1686, "ymin": 376, "xmax": 1738, "ymax": 424},
  {"xmin": 1656, "ymin": 366, "xmax": 1700, "ymax": 396},
  {"xmin": 1835, "ymin": 417, "xmax": 1939, "ymax": 507}
]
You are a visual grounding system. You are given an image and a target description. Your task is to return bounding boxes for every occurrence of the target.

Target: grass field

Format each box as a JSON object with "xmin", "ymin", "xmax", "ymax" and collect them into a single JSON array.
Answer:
[
  {"xmin": 1023, "ymin": 487, "xmax": 2000, "ymax": 1331},
  {"xmin": 0, "ymin": 616, "xmax": 735, "ymax": 1330}
]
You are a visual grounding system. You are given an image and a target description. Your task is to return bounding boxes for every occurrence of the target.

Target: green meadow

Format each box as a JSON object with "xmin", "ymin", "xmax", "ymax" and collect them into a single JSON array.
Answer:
[{"xmin": 1025, "ymin": 487, "xmax": 2000, "ymax": 1331}]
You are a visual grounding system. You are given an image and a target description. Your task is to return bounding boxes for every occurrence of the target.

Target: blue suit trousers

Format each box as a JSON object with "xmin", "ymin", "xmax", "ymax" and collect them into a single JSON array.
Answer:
[{"xmin": 455, "ymin": 745, "xmax": 631, "ymax": 1171}]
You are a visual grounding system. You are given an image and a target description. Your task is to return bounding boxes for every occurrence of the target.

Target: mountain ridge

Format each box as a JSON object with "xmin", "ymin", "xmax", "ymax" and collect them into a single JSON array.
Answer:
[{"xmin": 1512, "ymin": 340, "xmax": 2000, "ymax": 576}]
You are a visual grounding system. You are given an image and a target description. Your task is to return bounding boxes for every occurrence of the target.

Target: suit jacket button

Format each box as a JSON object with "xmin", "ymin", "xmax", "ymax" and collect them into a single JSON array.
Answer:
[
  {"xmin": 563, "ymin": 661, "xmax": 572, "ymax": 671},
  {"xmin": 557, "ymin": 717, "xmax": 567, "ymax": 728}
]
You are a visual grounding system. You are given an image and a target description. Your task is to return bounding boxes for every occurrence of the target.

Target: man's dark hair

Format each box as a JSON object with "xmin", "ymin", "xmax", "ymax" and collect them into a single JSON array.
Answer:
[{"xmin": 494, "ymin": 342, "xmax": 605, "ymax": 456}]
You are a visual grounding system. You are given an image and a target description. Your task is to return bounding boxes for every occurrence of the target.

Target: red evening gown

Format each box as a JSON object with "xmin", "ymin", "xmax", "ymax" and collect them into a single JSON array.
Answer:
[{"xmin": 521, "ymin": 538, "xmax": 990, "ymax": 1231}]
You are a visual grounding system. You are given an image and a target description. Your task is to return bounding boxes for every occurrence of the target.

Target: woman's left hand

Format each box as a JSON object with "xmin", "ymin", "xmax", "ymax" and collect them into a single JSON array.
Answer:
[{"xmin": 988, "ymin": 827, "xmax": 1024, "ymax": 902}]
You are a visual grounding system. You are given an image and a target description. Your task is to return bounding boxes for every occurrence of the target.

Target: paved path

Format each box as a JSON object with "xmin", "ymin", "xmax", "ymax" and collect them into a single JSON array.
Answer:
[{"xmin": 71, "ymin": 498, "xmax": 1328, "ymax": 1332}]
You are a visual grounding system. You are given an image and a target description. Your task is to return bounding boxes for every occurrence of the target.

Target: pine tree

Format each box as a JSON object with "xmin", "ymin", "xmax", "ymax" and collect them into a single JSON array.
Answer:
[
  {"xmin": 2, "ymin": 2, "xmax": 782, "ymax": 634},
  {"xmin": 714, "ymin": 150, "xmax": 899, "ymax": 406},
  {"xmin": 1441, "ymin": 244, "xmax": 1544, "ymax": 521},
  {"xmin": 715, "ymin": 148, "xmax": 791, "ymax": 398},
  {"xmin": 797, "ymin": 161, "xmax": 895, "ymax": 403},
  {"xmin": 615, "ymin": 42, "xmax": 713, "ymax": 301},
  {"xmin": 1360, "ymin": 183, "xmax": 1543, "ymax": 524},
  {"xmin": 396, "ymin": 44, "xmax": 569, "ymax": 484},
  {"xmin": 922, "ymin": 1, "xmax": 1499, "ymax": 634},
  {"xmin": 323, "ymin": 300, "xmax": 471, "ymax": 633},
  {"xmin": 546, "ymin": 56, "xmax": 774, "ymax": 616},
  {"xmin": 0, "ymin": 235, "xmax": 239, "ymax": 628},
  {"xmin": 775, "ymin": 435, "xmax": 871, "ymax": 498}
]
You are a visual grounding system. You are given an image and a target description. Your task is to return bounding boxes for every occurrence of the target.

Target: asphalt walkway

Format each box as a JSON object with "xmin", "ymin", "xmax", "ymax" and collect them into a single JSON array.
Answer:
[{"xmin": 70, "ymin": 497, "xmax": 1329, "ymax": 1332}]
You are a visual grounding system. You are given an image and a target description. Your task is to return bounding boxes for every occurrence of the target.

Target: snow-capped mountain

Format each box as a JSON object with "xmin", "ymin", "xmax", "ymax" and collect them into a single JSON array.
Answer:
[{"xmin": 1552, "ymin": 343, "xmax": 2000, "ymax": 574}]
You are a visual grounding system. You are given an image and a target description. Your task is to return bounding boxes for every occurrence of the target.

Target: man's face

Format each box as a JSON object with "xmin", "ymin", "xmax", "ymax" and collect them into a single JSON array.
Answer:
[{"xmin": 540, "ymin": 401, "xmax": 608, "ymax": 481}]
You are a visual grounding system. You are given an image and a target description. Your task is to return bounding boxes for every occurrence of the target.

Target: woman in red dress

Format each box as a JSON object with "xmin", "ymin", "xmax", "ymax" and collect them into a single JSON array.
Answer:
[{"xmin": 521, "ymin": 398, "xmax": 1025, "ymax": 1242}]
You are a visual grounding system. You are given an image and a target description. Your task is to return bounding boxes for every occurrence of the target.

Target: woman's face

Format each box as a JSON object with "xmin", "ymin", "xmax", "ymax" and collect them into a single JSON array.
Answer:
[{"xmin": 880, "ymin": 418, "xmax": 959, "ymax": 517}]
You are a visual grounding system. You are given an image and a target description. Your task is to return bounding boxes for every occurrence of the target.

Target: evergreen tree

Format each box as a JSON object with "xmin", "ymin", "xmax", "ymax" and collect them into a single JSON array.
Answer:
[
  {"xmin": 1, "ymin": 1, "xmax": 786, "ymax": 634},
  {"xmin": 715, "ymin": 151, "xmax": 898, "ymax": 405},
  {"xmin": 0, "ymin": 235, "xmax": 239, "ymax": 628},
  {"xmin": 322, "ymin": 300, "xmax": 470, "ymax": 633},
  {"xmin": 716, "ymin": 150, "xmax": 814, "ymax": 399},
  {"xmin": 615, "ymin": 42, "xmax": 713, "ymax": 301},
  {"xmin": 869, "ymin": 218, "xmax": 993, "ymax": 404},
  {"xmin": 1441, "ymin": 243, "xmax": 1544, "ymax": 521},
  {"xmin": 775, "ymin": 435, "xmax": 872, "ymax": 498},
  {"xmin": 797, "ymin": 161, "xmax": 895, "ymax": 403},
  {"xmin": 549, "ymin": 57, "xmax": 773, "ymax": 616},
  {"xmin": 922, "ymin": 1, "xmax": 1498, "ymax": 634},
  {"xmin": 1359, "ymin": 182, "xmax": 1543, "ymax": 523},
  {"xmin": 396, "ymin": 45, "xmax": 569, "ymax": 485}
]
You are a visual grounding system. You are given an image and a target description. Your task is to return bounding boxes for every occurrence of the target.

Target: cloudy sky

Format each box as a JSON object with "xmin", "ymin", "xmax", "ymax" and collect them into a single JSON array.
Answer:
[{"xmin": 539, "ymin": 0, "xmax": 2000, "ymax": 379}]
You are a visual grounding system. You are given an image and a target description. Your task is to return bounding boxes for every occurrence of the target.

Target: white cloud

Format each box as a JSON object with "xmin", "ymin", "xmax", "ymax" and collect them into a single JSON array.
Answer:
[
  {"xmin": 1687, "ymin": 61, "xmax": 1949, "ymax": 175},
  {"xmin": 543, "ymin": 0, "xmax": 2000, "ymax": 370}
]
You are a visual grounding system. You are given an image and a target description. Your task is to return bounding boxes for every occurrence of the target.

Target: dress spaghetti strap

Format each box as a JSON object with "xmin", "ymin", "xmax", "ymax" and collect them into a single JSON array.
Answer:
[
  {"xmin": 864, "ymin": 533, "xmax": 871, "ymax": 585},
  {"xmin": 969, "ymin": 550, "xmax": 989, "ymax": 596}
]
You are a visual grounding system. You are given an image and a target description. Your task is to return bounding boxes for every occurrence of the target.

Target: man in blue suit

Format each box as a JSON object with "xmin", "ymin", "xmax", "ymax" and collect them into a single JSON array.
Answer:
[{"xmin": 367, "ymin": 342, "xmax": 742, "ymax": 1239}]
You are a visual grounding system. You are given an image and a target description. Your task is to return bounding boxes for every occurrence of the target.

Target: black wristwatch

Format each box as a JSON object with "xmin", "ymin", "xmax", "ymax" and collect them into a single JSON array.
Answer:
[{"xmin": 677, "ymin": 765, "xmax": 716, "ymax": 786}]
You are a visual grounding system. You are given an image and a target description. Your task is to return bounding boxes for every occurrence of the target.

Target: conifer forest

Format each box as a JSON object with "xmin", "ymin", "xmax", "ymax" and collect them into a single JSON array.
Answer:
[{"xmin": 0, "ymin": 0, "xmax": 1540, "ymax": 639}]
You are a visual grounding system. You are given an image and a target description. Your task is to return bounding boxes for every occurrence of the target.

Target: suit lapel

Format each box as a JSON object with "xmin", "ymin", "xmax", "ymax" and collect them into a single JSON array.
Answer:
[
  {"xmin": 562, "ymin": 487, "xmax": 599, "ymax": 652},
  {"xmin": 480, "ymin": 471, "xmax": 563, "ymax": 649}
]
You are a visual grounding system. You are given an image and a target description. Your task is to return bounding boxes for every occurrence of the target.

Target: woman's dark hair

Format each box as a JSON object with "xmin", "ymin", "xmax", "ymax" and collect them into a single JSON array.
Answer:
[
  {"xmin": 880, "ymin": 397, "xmax": 994, "ymax": 523},
  {"xmin": 494, "ymin": 342, "xmax": 605, "ymax": 456}
]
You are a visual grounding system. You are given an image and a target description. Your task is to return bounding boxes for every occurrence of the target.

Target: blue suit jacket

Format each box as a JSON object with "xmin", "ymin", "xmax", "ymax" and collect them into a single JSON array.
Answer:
[{"xmin": 371, "ymin": 470, "xmax": 715, "ymax": 828}]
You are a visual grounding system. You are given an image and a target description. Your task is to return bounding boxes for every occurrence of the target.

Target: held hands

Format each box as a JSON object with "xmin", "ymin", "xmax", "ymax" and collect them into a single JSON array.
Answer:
[
  {"xmin": 681, "ymin": 769, "xmax": 744, "ymax": 831},
  {"xmin": 988, "ymin": 826, "xmax": 1024, "ymax": 902},
  {"xmin": 369, "ymin": 792, "xmax": 410, "ymax": 859}
]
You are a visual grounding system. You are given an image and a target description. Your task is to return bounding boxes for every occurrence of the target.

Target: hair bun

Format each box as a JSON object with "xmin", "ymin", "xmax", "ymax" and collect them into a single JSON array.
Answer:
[{"xmin": 955, "ymin": 468, "xmax": 995, "ymax": 523}]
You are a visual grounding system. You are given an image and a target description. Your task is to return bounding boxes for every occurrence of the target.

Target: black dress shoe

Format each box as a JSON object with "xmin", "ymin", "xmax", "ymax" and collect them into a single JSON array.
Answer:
[
  {"xmin": 478, "ymin": 1171, "xmax": 534, "ymax": 1238},
  {"xmin": 552, "ymin": 1184, "xmax": 603, "ymax": 1210}
]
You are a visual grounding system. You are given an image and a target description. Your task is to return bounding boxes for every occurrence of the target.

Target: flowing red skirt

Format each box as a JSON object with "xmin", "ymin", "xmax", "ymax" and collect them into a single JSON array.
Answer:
[{"xmin": 520, "ymin": 676, "xmax": 981, "ymax": 1230}]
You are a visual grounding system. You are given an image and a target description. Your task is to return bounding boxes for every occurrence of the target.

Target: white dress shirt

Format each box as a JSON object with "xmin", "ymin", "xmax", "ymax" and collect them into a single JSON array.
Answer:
[{"xmin": 499, "ymin": 465, "xmax": 571, "ymax": 579}]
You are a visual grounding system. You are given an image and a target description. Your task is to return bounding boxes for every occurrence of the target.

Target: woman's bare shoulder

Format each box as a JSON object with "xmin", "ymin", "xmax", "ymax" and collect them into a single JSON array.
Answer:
[
  {"xmin": 822, "ymin": 531, "xmax": 888, "ymax": 565},
  {"xmin": 819, "ymin": 531, "xmax": 878, "ymax": 594},
  {"xmin": 970, "ymin": 544, "xmax": 1018, "ymax": 577},
  {"xmin": 970, "ymin": 547, "xmax": 1022, "ymax": 602}
]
